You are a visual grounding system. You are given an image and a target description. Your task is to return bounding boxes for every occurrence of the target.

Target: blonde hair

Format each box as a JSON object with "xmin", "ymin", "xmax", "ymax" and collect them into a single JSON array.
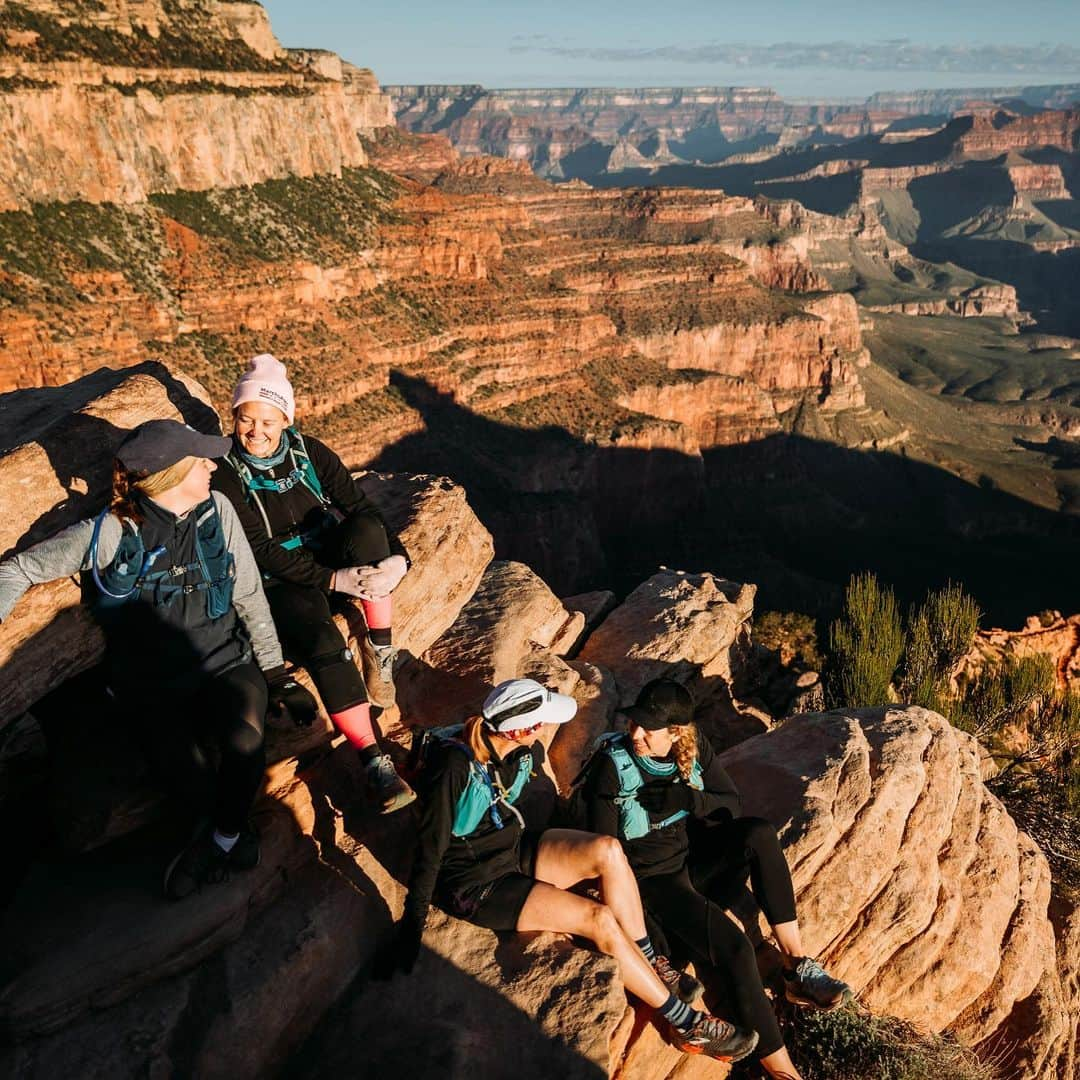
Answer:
[
  {"xmin": 110, "ymin": 456, "xmax": 197, "ymax": 523},
  {"xmin": 462, "ymin": 715, "xmax": 494, "ymax": 765},
  {"xmin": 671, "ymin": 723, "xmax": 699, "ymax": 783}
]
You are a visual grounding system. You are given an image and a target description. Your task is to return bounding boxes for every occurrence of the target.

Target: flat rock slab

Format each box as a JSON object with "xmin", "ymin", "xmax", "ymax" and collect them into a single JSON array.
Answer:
[{"xmin": 0, "ymin": 799, "xmax": 316, "ymax": 1041}]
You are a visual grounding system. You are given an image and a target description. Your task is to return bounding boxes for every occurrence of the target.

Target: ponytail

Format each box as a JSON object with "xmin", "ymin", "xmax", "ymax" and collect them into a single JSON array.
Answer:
[
  {"xmin": 462, "ymin": 714, "xmax": 493, "ymax": 765},
  {"xmin": 109, "ymin": 459, "xmax": 142, "ymax": 524},
  {"xmin": 671, "ymin": 723, "xmax": 699, "ymax": 783}
]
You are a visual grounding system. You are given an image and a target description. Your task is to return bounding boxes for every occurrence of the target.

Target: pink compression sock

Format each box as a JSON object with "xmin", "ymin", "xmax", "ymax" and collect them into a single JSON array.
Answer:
[
  {"xmin": 360, "ymin": 595, "xmax": 393, "ymax": 631},
  {"xmin": 331, "ymin": 702, "xmax": 377, "ymax": 751}
]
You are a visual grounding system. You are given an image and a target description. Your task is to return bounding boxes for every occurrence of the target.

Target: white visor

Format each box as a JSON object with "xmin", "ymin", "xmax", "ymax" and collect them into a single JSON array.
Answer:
[{"xmin": 481, "ymin": 678, "xmax": 578, "ymax": 732}]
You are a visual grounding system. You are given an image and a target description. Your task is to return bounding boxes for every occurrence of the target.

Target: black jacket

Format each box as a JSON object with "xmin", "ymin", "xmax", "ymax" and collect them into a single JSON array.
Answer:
[
  {"xmin": 211, "ymin": 432, "xmax": 405, "ymax": 592},
  {"xmin": 405, "ymin": 739, "xmax": 545, "ymax": 925},
  {"xmin": 583, "ymin": 731, "xmax": 741, "ymax": 879}
]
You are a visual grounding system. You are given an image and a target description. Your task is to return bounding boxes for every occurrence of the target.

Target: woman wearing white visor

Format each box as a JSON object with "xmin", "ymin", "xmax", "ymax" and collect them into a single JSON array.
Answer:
[{"xmin": 379, "ymin": 677, "xmax": 759, "ymax": 1065}]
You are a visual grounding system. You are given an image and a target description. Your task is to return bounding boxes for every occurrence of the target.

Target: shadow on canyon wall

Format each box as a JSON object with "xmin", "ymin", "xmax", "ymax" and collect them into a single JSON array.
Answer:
[{"xmin": 370, "ymin": 372, "xmax": 1080, "ymax": 625}]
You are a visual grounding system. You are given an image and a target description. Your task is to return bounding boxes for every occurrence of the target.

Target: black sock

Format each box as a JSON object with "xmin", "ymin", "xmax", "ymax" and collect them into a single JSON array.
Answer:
[
  {"xmin": 368, "ymin": 628, "xmax": 392, "ymax": 647},
  {"xmin": 659, "ymin": 993, "xmax": 699, "ymax": 1032},
  {"xmin": 358, "ymin": 744, "xmax": 381, "ymax": 765},
  {"xmin": 636, "ymin": 935, "xmax": 657, "ymax": 963}
]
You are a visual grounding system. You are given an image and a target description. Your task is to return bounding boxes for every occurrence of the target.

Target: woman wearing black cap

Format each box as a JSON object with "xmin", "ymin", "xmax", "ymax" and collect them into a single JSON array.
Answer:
[
  {"xmin": 0, "ymin": 419, "xmax": 316, "ymax": 900},
  {"xmin": 580, "ymin": 678, "xmax": 852, "ymax": 1080},
  {"xmin": 378, "ymin": 677, "xmax": 759, "ymax": 1065}
]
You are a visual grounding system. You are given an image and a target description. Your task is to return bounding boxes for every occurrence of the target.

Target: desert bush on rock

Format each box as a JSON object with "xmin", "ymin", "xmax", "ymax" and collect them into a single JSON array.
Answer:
[
  {"xmin": 898, "ymin": 582, "xmax": 981, "ymax": 713},
  {"xmin": 826, "ymin": 573, "xmax": 904, "ymax": 708},
  {"xmin": 777, "ymin": 1003, "xmax": 997, "ymax": 1080}
]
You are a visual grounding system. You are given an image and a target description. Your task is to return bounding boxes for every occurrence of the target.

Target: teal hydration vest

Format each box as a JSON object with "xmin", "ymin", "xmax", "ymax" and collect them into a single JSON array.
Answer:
[
  {"xmin": 593, "ymin": 731, "xmax": 703, "ymax": 841},
  {"xmin": 89, "ymin": 498, "xmax": 235, "ymax": 620},
  {"xmin": 226, "ymin": 428, "xmax": 336, "ymax": 552},
  {"xmin": 424, "ymin": 725, "xmax": 534, "ymax": 838}
]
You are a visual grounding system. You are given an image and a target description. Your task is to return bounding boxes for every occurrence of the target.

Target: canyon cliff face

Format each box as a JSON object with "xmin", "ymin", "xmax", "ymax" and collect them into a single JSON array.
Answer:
[
  {"xmin": 0, "ymin": 0, "xmax": 392, "ymax": 208},
  {"xmin": 388, "ymin": 84, "xmax": 911, "ymax": 176},
  {"xmin": 0, "ymin": 64, "xmax": 876, "ymax": 594}
]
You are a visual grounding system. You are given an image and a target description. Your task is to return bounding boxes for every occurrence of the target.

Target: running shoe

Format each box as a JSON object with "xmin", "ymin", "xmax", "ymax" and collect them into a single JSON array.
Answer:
[
  {"xmin": 360, "ymin": 638, "xmax": 397, "ymax": 707},
  {"xmin": 670, "ymin": 1013, "xmax": 759, "ymax": 1063},
  {"xmin": 227, "ymin": 821, "xmax": 261, "ymax": 871},
  {"xmin": 365, "ymin": 753, "xmax": 417, "ymax": 814},
  {"xmin": 783, "ymin": 956, "xmax": 853, "ymax": 1010},
  {"xmin": 653, "ymin": 954, "xmax": 704, "ymax": 1004},
  {"xmin": 163, "ymin": 827, "xmax": 229, "ymax": 901}
]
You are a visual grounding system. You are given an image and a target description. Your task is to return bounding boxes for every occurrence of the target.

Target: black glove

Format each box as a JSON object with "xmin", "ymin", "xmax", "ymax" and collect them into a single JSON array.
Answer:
[
  {"xmin": 265, "ymin": 666, "xmax": 318, "ymax": 728},
  {"xmin": 637, "ymin": 780, "xmax": 695, "ymax": 815},
  {"xmin": 373, "ymin": 911, "xmax": 424, "ymax": 980}
]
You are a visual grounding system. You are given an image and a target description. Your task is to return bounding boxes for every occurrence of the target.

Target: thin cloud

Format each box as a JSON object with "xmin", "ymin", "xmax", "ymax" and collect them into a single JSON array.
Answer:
[{"xmin": 507, "ymin": 40, "xmax": 1080, "ymax": 73}]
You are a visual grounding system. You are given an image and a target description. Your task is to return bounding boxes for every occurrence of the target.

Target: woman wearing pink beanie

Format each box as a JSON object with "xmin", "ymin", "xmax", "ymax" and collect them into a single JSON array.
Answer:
[{"xmin": 214, "ymin": 353, "xmax": 414, "ymax": 813}]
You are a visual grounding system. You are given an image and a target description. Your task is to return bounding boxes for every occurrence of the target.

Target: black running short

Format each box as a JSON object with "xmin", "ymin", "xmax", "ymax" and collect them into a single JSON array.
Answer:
[{"xmin": 440, "ymin": 831, "xmax": 542, "ymax": 931}]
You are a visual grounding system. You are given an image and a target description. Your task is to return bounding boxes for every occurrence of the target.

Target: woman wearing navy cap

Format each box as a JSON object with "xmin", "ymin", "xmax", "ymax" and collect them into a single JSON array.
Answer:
[
  {"xmin": 379, "ymin": 677, "xmax": 759, "ymax": 1065},
  {"xmin": 581, "ymin": 678, "xmax": 853, "ymax": 1080},
  {"xmin": 0, "ymin": 419, "xmax": 316, "ymax": 900}
]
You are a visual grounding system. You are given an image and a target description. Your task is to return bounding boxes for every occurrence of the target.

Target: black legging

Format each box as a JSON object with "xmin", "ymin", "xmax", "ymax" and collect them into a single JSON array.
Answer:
[
  {"xmin": 266, "ymin": 511, "xmax": 391, "ymax": 714},
  {"xmin": 129, "ymin": 661, "xmax": 267, "ymax": 836},
  {"xmin": 639, "ymin": 817, "xmax": 797, "ymax": 1059}
]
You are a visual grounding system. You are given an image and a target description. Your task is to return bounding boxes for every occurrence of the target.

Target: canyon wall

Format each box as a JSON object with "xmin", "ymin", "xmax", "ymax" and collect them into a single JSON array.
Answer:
[{"xmin": 0, "ymin": 0, "xmax": 393, "ymax": 208}]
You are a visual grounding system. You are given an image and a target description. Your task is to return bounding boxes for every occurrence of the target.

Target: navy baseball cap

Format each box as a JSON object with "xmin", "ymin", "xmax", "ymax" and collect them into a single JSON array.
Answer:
[{"xmin": 116, "ymin": 419, "xmax": 231, "ymax": 473}]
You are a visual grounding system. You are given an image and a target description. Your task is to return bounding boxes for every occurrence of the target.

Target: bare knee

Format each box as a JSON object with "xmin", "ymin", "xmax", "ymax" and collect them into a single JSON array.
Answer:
[
  {"xmin": 592, "ymin": 834, "xmax": 626, "ymax": 875},
  {"xmin": 584, "ymin": 901, "xmax": 621, "ymax": 953}
]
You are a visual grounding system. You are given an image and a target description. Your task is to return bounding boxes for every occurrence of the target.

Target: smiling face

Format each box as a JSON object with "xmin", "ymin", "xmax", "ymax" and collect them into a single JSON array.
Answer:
[
  {"xmin": 629, "ymin": 721, "xmax": 676, "ymax": 759},
  {"xmin": 234, "ymin": 400, "xmax": 289, "ymax": 458}
]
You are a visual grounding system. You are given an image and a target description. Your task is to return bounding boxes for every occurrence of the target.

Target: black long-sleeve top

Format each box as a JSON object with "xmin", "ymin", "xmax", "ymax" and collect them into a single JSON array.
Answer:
[
  {"xmin": 211, "ymin": 432, "xmax": 406, "ymax": 592},
  {"xmin": 405, "ymin": 739, "xmax": 544, "ymax": 926},
  {"xmin": 583, "ymin": 730, "xmax": 741, "ymax": 879}
]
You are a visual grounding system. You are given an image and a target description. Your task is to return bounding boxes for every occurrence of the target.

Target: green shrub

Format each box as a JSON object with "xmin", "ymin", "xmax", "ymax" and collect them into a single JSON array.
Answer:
[
  {"xmin": 755, "ymin": 610, "xmax": 824, "ymax": 670},
  {"xmin": 826, "ymin": 573, "xmax": 904, "ymax": 708},
  {"xmin": 899, "ymin": 582, "xmax": 981, "ymax": 713},
  {"xmin": 952, "ymin": 653, "xmax": 1055, "ymax": 739},
  {"xmin": 776, "ymin": 1002, "xmax": 996, "ymax": 1080}
]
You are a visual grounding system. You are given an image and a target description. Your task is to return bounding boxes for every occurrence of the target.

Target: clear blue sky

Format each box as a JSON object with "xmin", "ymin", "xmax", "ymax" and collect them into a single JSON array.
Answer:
[{"xmin": 261, "ymin": 0, "xmax": 1080, "ymax": 98}]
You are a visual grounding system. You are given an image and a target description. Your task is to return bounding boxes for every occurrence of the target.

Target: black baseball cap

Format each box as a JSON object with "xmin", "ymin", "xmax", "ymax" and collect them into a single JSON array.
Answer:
[
  {"xmin": 116, "ymin": 420, "xmax": 231, "ymax": 473},
  {"xmin": 623, "ymin": 678, "xmax": 694, "ymax": 730}
]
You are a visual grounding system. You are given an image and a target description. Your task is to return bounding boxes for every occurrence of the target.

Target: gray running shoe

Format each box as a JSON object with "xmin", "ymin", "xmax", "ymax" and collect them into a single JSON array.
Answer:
[
  {"xmin": 670, "ymin": 1013, "xmax": 759, "ymax": 1062},
  {"xmin": 783, "ymin": 956, "xmax": 853, "ymax": 1010},
  {"xmin": 653, "ymin": 954, "xmax": 704, "ymax": 1004},
  {"xmin": 365, "ymin": 753, "xmax": 417, "ymax": 814},
  {"xmin": 360, "ymin": 638, "xmax": 397, "ymax": 707}
]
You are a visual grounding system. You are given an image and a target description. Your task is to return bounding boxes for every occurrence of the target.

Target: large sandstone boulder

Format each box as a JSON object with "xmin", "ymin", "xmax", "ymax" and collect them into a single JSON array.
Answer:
[
  {"xmin": 718, "ymin": 705, "xmax": 1075, "ymax": 1079},
  {"xmin": 577, "ymin": 569, "xmax": 755, "ymax": 707},
  {"xmin": 395, "ymin": 559, "xmax": 584, "ymax": 729}
]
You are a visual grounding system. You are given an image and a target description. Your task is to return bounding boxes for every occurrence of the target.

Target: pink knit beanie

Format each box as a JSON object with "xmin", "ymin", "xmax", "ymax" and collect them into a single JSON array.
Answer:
[{"xmin": 231, "ymin": 353, "xmax": 295, "ymax": 424}]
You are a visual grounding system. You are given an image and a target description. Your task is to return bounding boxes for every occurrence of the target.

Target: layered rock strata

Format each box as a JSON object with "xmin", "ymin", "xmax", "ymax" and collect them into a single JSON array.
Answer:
[{"xmin": 0, "ymin": 0, "xmax": 393, "ymax": 208}]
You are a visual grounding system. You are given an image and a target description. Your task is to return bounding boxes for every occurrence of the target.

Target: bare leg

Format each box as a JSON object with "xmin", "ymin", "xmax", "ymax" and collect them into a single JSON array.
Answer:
[
  {"xmin": 760, "ymin": 1046, "xmax": 803, "ymax": 1079},
  {"xmin": 532, "ymin": 828, "xmax": 647, "ymax": 941},
  {"xmin": 516, "ymin": 881, "xmax": 670, "ymax": 1008},
  {"xmin": 772, "ymin": 919, "xmax": 805, "ymax": 959}
]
